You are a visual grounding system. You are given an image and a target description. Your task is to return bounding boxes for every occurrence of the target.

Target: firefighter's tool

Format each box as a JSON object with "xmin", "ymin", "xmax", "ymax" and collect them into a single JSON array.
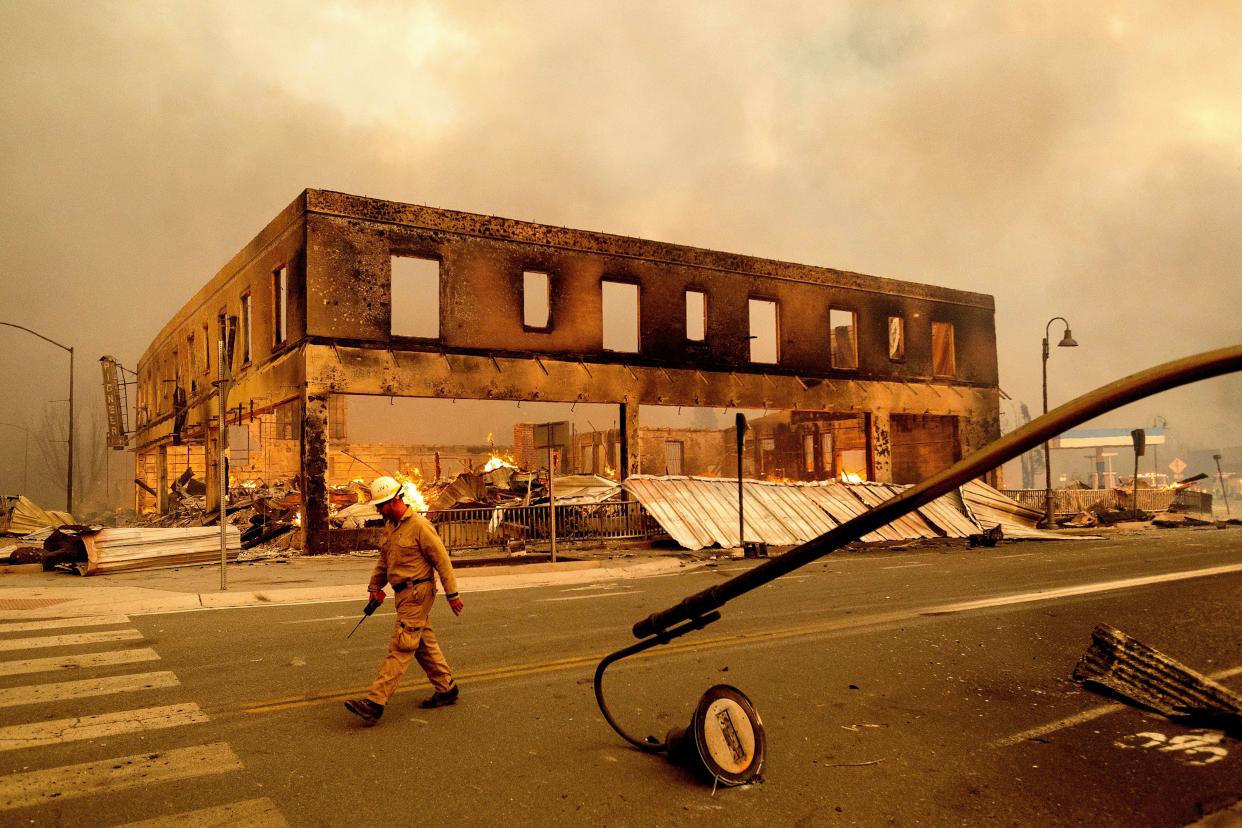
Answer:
[{"xmin": 346, "ymin": 597, "xmax": 382, "ymax": 639}]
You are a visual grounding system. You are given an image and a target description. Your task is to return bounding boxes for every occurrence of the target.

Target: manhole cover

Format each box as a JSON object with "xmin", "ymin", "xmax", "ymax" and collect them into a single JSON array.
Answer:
[{"xmin": 0, "ymin": 598, "xmax": 71, "ymax": 610}]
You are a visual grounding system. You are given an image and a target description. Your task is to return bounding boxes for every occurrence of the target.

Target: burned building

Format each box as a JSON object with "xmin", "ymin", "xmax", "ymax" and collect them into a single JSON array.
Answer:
[{"xmin": 132, "ymin": 189, "xmax": 1000, "ymax": 552}]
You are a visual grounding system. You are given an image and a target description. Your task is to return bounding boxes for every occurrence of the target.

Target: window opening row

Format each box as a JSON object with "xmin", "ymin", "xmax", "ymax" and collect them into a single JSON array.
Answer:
[{"xmin": 391, "ymin": 255, "xmax": 955, "ymax": 375}]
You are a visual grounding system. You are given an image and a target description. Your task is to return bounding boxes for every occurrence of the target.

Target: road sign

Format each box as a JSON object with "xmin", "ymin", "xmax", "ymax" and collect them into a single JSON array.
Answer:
[
  {"xmin": 533, "ymin": 421, "xmax": 570, "ymax": 449},
  {"xmin": 1168, "ymin": 457, "xmax": 1187, "ymax": 477}
]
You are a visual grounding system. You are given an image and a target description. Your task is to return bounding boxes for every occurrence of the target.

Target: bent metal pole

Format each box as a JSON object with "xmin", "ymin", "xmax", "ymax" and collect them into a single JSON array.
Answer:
[{"xmin": 631, "ymin": 345, "xmax": 1242, "ymax": 640}]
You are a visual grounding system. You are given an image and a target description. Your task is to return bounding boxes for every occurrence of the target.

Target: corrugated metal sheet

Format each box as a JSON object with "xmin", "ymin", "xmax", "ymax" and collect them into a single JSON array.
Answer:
[
  {"xmin": 959, "ymin": 480, "xmax": 1068, "ymax": 540},
  {"xmin": 2, "ymin": 496, "xmax": 73, "ymax": 536},
  {"xmin": 917, "ymin": 490, "xmax": 985, "ymax": 538},
  {"xmin": 849, "ymin": 484, "xmax": 940, "ymax": 540},
  {"xmin": 623, "ymin": 475, "xmax": 1036, "ymax": 551},
  {"xmin": 547, "ymin": 474, "xmax": 622, "ymax": 505},
  {"xmin": 78, "ymin": 527, "xmax": 242, "ymax": 575}
]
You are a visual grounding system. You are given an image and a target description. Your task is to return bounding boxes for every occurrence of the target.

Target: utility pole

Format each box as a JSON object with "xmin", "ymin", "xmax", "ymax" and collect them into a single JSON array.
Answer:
[
  {"xmin": 0, "ymin": 323, "xmax": 74, "ymax": 513},
  {"xmin": 1213, "ymin": 453, "xmax": 1231, "ymax": 517}
]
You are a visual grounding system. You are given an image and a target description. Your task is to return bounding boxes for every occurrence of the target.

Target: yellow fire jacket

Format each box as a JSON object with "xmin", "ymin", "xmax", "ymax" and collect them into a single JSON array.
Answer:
[{"xmin": 367, "ymin": 509, "xmax": 459, "ymax": 598}]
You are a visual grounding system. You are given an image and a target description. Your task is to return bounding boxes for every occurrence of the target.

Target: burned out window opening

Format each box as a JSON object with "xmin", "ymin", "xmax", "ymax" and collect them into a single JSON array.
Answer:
[
  {"xmin": 803, "ymin": 433, "xmax": 815, "ymax": 473},
  {"xmin": 685, "ymin": 289, "xmax": 706, "ymax": 342},
  {"xmin": 664, "ymin": 440, "xmax": 684, "ymax": 475},
  {"xmin": 241, "ymin": 293, "xmax": 252, "ymax": 364},
  {"xmin": 391, "ymin": 256, "xmax": 441, "ymax": 339},
  {"xmin": 523, "ymin": 270, "xmax": 551, "ymax": 330},
  {"xmin": 202, "ymin": 324, "xmax": 210, "ymax": 375},
  {"xmin": 327, "ymin": 395, "xmax": 347, "ymax": 441},
  {"xmin": 274, "ymin": 401, "xmax": 297, "ymax": 440},
  {"xmin": 273, "ymin": 265, "xmax": 288, "ymax": 345},
  {"xmin": 748, "ymin": 298, "xmax": 779, "ymax": 364},
  {"xmin": 186, "ymin": 335, "xmax": 198, "ymax": 394},
  {"xmin": 888, "ymin": 316, "xmax": 906, "ymax": 362},
  {"xmin": 602, "ymin": 279, "xmax": 640, "ymax": 353},
  {"xmin": 829, "ymin": 308, "xmax": 858, "ymax": 370},
  {"xmin": 932, "ymin": 321, "xmax": 956, "ymax": 378},
  {"xmin": 216, "ymin": 309, "xmax": 227, "ymax": 373}
]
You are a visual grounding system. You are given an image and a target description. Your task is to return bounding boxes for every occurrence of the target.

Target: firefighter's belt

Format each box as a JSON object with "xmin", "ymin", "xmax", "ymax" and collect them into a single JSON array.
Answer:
[{"xmin": 392, "ymin": 577, "xmax": 433, "ymax": 593}]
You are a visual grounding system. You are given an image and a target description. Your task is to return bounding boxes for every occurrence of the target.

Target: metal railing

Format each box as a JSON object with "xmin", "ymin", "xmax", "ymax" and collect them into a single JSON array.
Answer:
[
  {"xmin": 425, "ymin": 500, "xmax": 661, "ymax": 551},
  {"xmin": 1001, "ymin": 487, "xmax": 1210, "ymax": 515}
]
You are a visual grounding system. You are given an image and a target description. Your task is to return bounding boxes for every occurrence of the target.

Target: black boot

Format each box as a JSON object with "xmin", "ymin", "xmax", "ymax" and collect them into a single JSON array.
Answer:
[
  {"xmin": 344, "ymin": 698, "xmax": 384, "ymax": 724},
  {"xmin": 419, "ymin": 683, "xmax": 459, "ymax": 709}
]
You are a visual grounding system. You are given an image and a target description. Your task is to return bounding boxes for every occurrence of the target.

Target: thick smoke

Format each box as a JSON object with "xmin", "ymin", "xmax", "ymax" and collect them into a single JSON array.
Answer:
[{"xmin": 1, "ymin": 2, "xmax": 1237, "ymax": 504}]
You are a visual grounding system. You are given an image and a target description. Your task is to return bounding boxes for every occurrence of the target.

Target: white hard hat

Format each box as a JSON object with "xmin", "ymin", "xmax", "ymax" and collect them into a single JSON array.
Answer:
[{"xmin": 369, "ymin": 475, "xmax": 402, "ymax": 506}]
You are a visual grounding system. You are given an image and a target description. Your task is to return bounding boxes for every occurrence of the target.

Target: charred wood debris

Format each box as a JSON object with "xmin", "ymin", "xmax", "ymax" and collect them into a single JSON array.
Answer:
[{"xmin": 126, "ymin": 461, "xmax": 543, "ymax": 549}]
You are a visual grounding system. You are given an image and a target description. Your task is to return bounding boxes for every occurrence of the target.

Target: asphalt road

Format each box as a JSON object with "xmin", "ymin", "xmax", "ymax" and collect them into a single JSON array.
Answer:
[{"xmin": 2, "ymin": 527, "xmax": 1241, "ymax": 826}]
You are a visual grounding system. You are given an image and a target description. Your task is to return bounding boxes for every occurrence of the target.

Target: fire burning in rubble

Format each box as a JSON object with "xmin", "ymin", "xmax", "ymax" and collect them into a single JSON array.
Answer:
[
  {"xmin": 392, "ymin": 470, "xmax": 429, "ymax": 512},
  {"xmin": 482, "ymin": 452, "xmax": 517, "ymax": 473}
]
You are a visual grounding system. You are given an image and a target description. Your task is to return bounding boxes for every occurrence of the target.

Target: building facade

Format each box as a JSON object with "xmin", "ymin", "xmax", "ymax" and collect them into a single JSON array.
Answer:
[{"xmin": 133, "ymin": 189, "xmax": 1001, "ymax": 551}]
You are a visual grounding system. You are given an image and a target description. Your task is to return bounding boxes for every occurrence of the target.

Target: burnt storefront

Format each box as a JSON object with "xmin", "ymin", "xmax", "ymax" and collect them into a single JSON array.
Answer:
[{"xmin": 132, "ymin": 189, "xmax": 1001, "ymax": 552}]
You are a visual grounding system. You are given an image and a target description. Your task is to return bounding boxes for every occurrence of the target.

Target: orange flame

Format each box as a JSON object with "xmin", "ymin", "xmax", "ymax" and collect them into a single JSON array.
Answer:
[
  {"xmin": 482, "ymin": 452, "xmax": 517, "ymax": 472},
  {"xmin": 392, "ymin": 470, "xmax": 429, "ymax": 512}
]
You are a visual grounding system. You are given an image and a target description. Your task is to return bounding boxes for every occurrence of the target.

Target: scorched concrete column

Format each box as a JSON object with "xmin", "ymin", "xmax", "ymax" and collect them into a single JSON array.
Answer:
[
  {"xmin": 301, "ymin": 393, "xmax": 330, "ymax": 554},
  {"xmin": 620, "ymin": 402, "xmax": 641, "ymax": 478},
  {"xmin": 870, "ymin": 411, "xmax": 892, "ymax": 483},
  {"xmin": 156, "ymin": 445, "xmax": 170, "ymax": 514}
]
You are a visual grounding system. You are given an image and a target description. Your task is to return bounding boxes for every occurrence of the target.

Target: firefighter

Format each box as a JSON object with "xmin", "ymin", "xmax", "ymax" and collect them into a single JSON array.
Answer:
[{"xmin": 345, "ymin": 476, "xmax": 464, "ymax": 725}]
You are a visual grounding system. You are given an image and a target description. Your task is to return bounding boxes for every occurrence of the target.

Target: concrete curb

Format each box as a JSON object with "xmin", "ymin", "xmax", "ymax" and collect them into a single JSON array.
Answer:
[{"xmin": 0, "ymin": 556, "xmax": 694, "ymax": 619}]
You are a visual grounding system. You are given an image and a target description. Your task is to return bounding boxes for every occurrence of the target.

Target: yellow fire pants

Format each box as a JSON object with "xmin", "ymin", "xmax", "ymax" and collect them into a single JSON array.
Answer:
[{"xmin": 365, "ymin": 580, "xmax": 454, "ymax": 706}]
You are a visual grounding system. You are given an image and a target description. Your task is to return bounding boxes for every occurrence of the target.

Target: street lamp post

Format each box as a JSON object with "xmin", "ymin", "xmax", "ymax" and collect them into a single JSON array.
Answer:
[
  {"xmin": 1042, "ymin": 317, "xmax": 1078, "ymax": 527},
  {"xmin": 1151, "ymin": 415, "xmax": 1167, "ymax": 482},
  {"xmin": 0, "ymin": 422, "xmax": 30, "ymax": 493},
  {"xmin": 0, "ymin": 322, "xmax": 74, "ymax": 513}
]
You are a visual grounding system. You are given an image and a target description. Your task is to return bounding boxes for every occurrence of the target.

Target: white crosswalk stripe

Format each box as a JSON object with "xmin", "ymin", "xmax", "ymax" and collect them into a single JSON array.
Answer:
[
  {"xmin": 0, "ymin": 742, "xmax": 243, "ymax": 811},
  {"xmin": 0, "ymin": 628, "xmax": 142, "ymax": 651},
  {"xmin": 0, "ymin": 615, "xmax": 131, "ymax": 633},
  {"xmin": 110, "ymin": 796, "xmax": 289, "ymax": 827},
  {"xmin": 0, "ymin": 670, "xmax": 179, "ymax": 708},
  {"xmin": 0, "ymin": 616, "xmax": 285, "ymax": 824},
  {"xmin": 0, "ymin": 647, "xmax": 160, "ymax": 677},
  {"xmin": 0, "ymin": 702, "xmax": 209, "ymax": 752}
]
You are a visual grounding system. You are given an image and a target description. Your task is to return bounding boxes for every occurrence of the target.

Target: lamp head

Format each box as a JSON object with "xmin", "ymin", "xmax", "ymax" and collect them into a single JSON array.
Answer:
[
  {"xmin": 1058, "ymin": 328, "xmax": 1078, "ymax": 348},
  {"xmin": 664, "ymin": 685, "xmax": 766, "ymax": 786}
]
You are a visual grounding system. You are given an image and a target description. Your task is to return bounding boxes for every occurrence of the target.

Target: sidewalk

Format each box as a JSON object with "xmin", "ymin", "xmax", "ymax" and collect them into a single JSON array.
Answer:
[{"xmin": 0, "ymin": 550, "xmax": 696, "ymax": 619}]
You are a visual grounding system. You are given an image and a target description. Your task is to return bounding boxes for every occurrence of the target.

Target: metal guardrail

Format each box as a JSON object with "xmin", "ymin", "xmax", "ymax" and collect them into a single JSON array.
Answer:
[{"xmin": 426, "ymin": 500, "xmax": 661, "ymax": 551}]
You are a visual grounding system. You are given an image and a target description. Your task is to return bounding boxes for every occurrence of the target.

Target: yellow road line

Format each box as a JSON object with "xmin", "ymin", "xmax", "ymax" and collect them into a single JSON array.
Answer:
[
  {"xmin": 0, "ymin": 742, "xmax": 241, "ymax": 811},
  {"xmin": 241, "ymin": 612, "xmax": 912, "ymax": 715},
  {"xmin": 239, "ymin": 562, "xmax": 1242, "ymax": 716}
]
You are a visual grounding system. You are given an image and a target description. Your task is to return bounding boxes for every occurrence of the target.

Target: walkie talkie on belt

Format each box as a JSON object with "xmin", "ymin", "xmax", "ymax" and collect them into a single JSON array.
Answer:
[{"xmin": 346, "ymin": 597, "xmax": 382, "ymax": 639}]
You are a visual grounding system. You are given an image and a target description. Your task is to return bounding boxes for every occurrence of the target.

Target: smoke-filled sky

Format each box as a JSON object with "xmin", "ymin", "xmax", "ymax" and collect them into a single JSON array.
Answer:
[{"xmin": 1, "ymin": 1, "xmax": 1239, "ymax": 503}]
